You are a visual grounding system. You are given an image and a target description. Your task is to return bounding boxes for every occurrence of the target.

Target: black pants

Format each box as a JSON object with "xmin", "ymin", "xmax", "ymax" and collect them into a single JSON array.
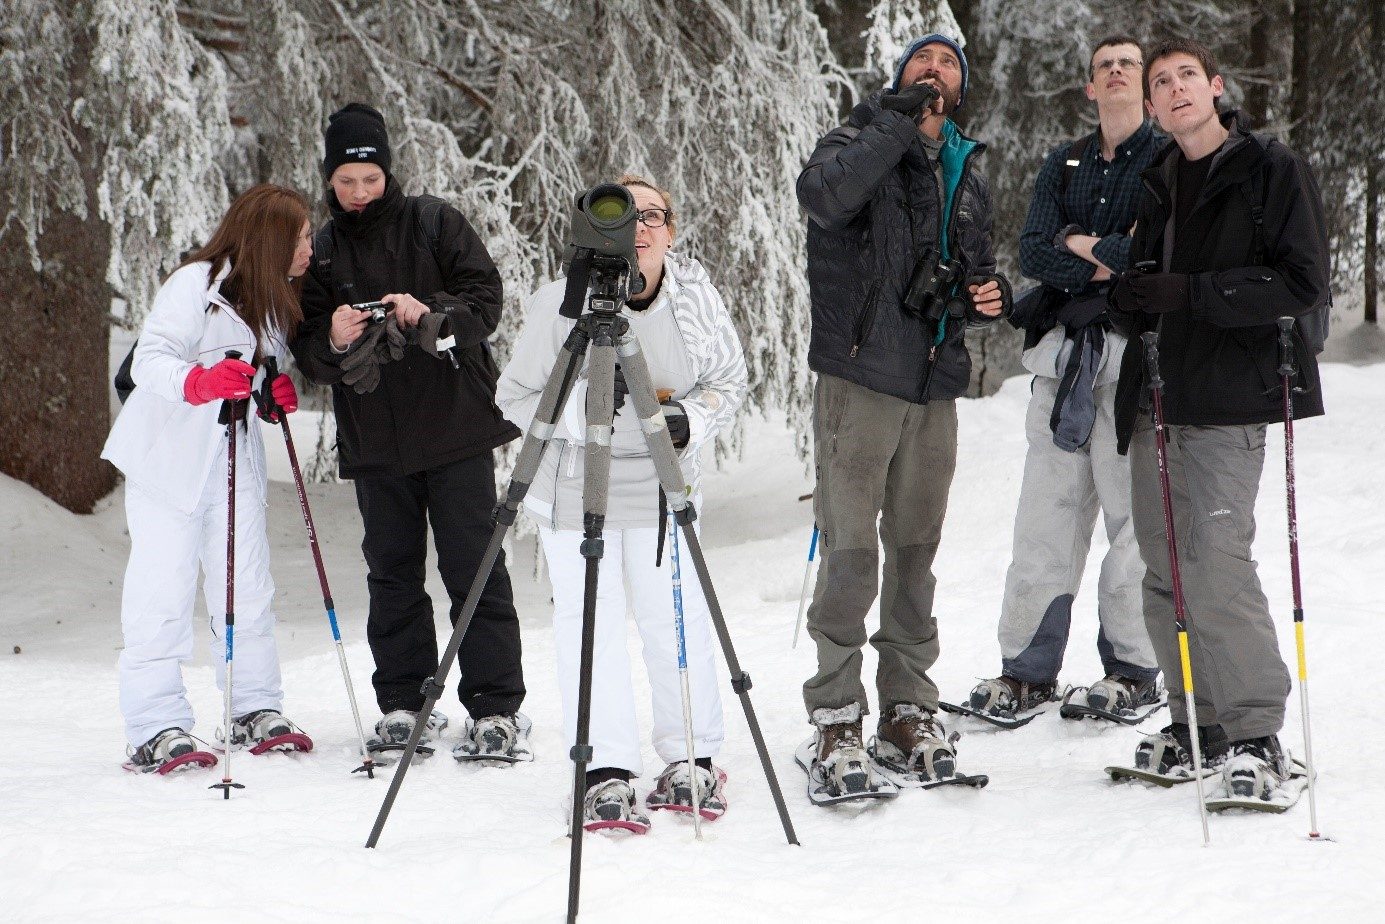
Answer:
[{"xmin": 355, "ymin": 452, "xmax": 525, "ymax": 718}]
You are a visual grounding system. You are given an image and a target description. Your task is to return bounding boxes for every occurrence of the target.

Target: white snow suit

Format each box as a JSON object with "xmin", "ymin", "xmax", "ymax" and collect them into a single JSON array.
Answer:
[
  {"xmin": 102, "ymin": 262, "xmax": 288, "ymax": 748},
  {"xmin": 497, "ymin": 253, "xmax": 747, "ymax": 774}
]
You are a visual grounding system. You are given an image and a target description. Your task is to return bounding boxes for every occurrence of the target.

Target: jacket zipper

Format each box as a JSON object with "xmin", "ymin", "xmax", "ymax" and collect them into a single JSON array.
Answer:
[{"xmin": 850, "ymin": 283, "xmax": 881, "ymax": 357}]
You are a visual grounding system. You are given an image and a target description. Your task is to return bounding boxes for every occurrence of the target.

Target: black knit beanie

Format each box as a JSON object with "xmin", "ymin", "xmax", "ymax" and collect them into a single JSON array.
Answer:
[{"xmin": 322, "ymin": 103, "xmax": 391, "ymax": 181}]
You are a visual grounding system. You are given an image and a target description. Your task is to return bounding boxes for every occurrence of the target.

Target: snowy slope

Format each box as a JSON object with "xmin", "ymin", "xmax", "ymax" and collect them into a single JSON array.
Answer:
[{"xmin": 2, "ymin": 365, "xmax": 1381, "ymax": 923}]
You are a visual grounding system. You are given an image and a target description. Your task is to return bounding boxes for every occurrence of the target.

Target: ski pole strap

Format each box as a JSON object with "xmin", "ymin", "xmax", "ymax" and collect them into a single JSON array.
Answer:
[
  {"xmin": 655, "ymin": 487, "xmax": 667, "ymax": 566},
  {"xmin": 256, "ymin": 356, "xmax": 283, "ymax": 421},
  {"xmin": 1277, "ymin": 316, "xmax": 1297, "ymax": 378}
]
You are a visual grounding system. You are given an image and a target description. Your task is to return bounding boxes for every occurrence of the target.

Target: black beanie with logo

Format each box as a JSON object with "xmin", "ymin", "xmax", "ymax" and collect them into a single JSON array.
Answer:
[{"xmin": 322, "ymin": 103, "xmax": 391, "ymax": 180}]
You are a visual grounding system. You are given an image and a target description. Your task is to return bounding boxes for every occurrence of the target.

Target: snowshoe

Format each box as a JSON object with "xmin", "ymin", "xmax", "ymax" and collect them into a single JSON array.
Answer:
[
  {"xmin": 366, "ymin": 709, "xmax": 448, "ymax": 763},
  {"xmin": 452, "ymin": 712, "xmax": 533, "ymax": 765},
  {"xmin": 940, "ymin": 676, "xmax": 1060, "ymax": 729},
  {"xmin": 1106, "ymin": 722, "xmax": 1229, "ymax": 787},
  {"xmin": 1061, "ymin": 675, "xmax": 1165, "ymax": 725},
  {"xmin": 583, "ymin": 779, "xmax": 651, "ymax": 834},
  {"xmin": 123, "ymin": 727, "xmax": 218, "ymax": 775},
  {"xmin": 646, "ymin": 761, "xmax": 728, "ymax": 821},
  {"xmin": 1205, "ymin": 736, "xmax": 1310, "ymax": 814},
  {"xmin": 222, "ymin": 709, "xmax": 313, "ymax": 755},
  {"xmin": 867, "ymin": 705, "xmax": 989, "ymax": 790},
  {"xmin": 795, "ymin": 705, "xmax": 898, "ymax": 805}
]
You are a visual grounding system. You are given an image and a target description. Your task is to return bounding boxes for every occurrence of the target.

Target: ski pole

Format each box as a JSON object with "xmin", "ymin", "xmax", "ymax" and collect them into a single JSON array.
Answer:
[
  {"xmin": 668, "ymin": 512, "xmax": 703, "ymax": 840},
  {"xmin": 212, "ymin": 350, "xmax": 247, "ymax": 800},
  {"xmin": 791, "ymin": 525, "xmax": 820, "ymax": 649},
  {"xmin": 259, "ymin": 358, "xmax": 375, "ymax": 778},
  {"xmin": 1141, "ymin": 332, "xmax": 1209, "ymax": 845},
  {"xmin": 1276, "ymin": 317, "xmax": 1321, "ymax": 839}
]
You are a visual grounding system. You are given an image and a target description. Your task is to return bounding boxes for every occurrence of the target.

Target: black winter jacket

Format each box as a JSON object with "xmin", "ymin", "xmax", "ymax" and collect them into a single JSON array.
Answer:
[
  {"xmin": 291, "ymin": 179, "xmax": 519, "ymax": 478},
  {"xmin": 798, "ymin": 95, "xmax": 999, "ymax": 404},
  {"xmin": 1112, "ymin": 113, "xmax": 1329, "ymax": 454}
]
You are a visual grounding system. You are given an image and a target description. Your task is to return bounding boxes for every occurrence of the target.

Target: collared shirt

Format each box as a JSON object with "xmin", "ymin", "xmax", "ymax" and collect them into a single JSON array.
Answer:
[{"xmin": 1019, "ymin": 118, "xmax": 1161, "ymax": 294}]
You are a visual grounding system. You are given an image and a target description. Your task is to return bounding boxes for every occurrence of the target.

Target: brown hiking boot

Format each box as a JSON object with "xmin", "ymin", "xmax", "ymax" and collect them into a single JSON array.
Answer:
[
  {"xmin": 808, "ymin": 704, "xmax": 880, "ymax": 797},
  {"xmin": 876, "ymin": 704, "xmax": 955, "ymax": 779}
]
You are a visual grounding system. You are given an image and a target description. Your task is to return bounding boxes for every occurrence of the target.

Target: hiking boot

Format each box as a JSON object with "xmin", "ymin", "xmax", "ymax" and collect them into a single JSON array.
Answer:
[
  {"xmin": 969, "ymin": 675, "xmax": 1058, "ymax": 719},
  {"xmin": 452, "ymin": 712, "xmax": 533, "ymax": 762},
  {"xmin": 583, "ymin": 779, "xmax": 651, "ymax": 834},
  {"xmin": 810, "ymin": 704, "xmax": 879, "ymax": 797},
  {"xmin": 1223, "ymin": 735, "xmax": 1292, "ymax": 800},
  {"xmin": 1135, "ymin": 722, "xmax": 1230, "ymax": 776},
  {"xmin": 646, "ymin": 761, "xmax": 728, "ymax": 820},
  {"xmin": 876, "ymin": 704, "xmax": 955, "ymax": 780},
  {"xmin": 1085, "ymin": 674, "xmax": 1161, "ymax": 713}
]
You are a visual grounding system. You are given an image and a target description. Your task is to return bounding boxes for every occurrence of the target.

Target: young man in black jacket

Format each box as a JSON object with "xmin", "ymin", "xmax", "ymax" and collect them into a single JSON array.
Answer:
[
  {"xmin": 1109, "ymin": 40, "xmax": 1329, "ymax": 802},
  {"xmin": 795, "ymin": 34, "xmax": 1010, "ymax": 798},
  {"xmin": 291, "ymin": 104, "xmax": 528, "ymax": 760}
]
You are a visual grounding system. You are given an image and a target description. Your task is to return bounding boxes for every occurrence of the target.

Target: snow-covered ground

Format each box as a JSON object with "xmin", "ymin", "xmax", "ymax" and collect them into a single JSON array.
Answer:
[{"xmin": 2, "ymin": 364, "xmax": 1381, "ymax": 923}]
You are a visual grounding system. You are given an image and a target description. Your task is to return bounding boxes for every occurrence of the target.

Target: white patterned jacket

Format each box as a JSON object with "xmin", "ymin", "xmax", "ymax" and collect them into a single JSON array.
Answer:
[{"xmin": 497, "ymin": 252, "xmax": 748, "ymax": 531}]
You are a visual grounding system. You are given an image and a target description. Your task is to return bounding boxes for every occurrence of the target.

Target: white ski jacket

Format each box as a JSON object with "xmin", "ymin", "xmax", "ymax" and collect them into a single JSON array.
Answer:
[
  {"xmin": 497, "ymin": 253, "xmax": 748, "ymax": 530},
  {"xmin": 102, "ymin": 262, "xmax": 287, "ymax": 515}
]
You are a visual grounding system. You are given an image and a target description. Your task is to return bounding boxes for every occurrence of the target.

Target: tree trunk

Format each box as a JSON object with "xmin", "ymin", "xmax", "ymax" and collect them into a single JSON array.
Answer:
[
  {"xmin": 1289, "ymin": 0, "xmax": 1312, "ymax": 153},
  {"xmin": 1366, "ymin": 158, "xmax": 1378, "ymax": 325},
  {"xmin": 0, "ymin": 117, "xmax": 117, "ymax": 513}
]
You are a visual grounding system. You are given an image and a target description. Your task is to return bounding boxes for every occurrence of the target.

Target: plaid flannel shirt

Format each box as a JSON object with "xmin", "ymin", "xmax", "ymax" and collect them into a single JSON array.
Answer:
[{"xmin": 1019, "ymin": 119, "xmax": 1160, "ymax": 295}]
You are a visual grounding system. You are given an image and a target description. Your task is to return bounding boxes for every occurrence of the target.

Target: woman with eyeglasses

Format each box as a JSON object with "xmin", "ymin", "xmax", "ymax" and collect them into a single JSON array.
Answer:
[{"xmin": 497, "ymin": 174, "xmax": 748, "ymax": 833}]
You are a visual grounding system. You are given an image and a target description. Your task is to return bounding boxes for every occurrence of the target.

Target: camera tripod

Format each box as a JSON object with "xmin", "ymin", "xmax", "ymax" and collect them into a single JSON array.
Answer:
[{"xmin": 364, "ymin": 260, "xmax": 799, "ymax": 922}]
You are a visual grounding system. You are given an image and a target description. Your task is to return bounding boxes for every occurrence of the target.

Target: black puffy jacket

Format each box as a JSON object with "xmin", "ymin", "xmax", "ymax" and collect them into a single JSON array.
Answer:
[
  {"xmin": 291, "ymin": 179, "xmax": 519, "ymax": 478},
  {"xmin": 1112, "ymin": 113, "xmax": 1329, "ymax": 454},
  {"xmin": 798, "ymin": 95, "xmax": 999, "ymax": 404}
]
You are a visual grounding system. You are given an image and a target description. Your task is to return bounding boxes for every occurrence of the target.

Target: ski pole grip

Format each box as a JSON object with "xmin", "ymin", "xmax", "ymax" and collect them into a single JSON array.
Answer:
[
  {"xmin": 1276, "ymin": 316, "xmax": 1297, "ymax": 377},
  {"xmin": 1140, "ymin": 332, "xmax": 1164, "ymax": 390}
]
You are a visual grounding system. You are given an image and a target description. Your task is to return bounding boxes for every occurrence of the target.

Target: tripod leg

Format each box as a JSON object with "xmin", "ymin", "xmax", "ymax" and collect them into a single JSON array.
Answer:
[
  {"xmin": 615, "ymin": 332, "xmax": 800, "ymax": 847},
  {"xmin": 568, "ymin": 325, "xmax": 617, "ymax": 924},
  {"xmin": 366, "ymin": 327, "xmax": 593, "ymax": 849}
]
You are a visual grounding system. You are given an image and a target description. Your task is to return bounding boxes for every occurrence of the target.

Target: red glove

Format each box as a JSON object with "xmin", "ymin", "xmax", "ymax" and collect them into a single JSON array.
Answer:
[
  {"xmin": 183, "ymin": 358, "xmax": 256, "ymax": 405},
  {"xmin": 258, "ymin": 373, "xmax": 299, "ymax": 423}
]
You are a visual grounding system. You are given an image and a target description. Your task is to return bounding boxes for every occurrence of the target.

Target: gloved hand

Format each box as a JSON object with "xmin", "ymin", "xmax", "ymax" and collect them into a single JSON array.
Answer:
[
  {"xmin": 183, "ymin": 357, "xmax": 255, "ymax": 406},
  {"xmin": 256, "ymin": 374, "xmax": 299, "ymax": 423},
  {"xmin": 661, "ymin": 400, "xmax": 690, "ymax": 449},
  {"xmin": 1110, "ymin": 271, "xmax": 1189, "ymax": 315},
  {"xmin": 880, "ymin": 82, "xmax": 940, "ymax": 121}
]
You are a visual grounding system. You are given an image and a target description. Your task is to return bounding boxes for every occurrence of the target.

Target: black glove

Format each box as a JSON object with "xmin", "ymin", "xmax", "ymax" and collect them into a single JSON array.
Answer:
[
  {"xmin": 1110, "ymin": 271, "xmax": 1189, "ymax": 315},
  {"xmin": 963, "ymin": 273, "xmax": 1012, "ymax": 324},
  {"xmin": 662, "ymin": 400, "xmax": 689, "ymax": 449},
  {"xmin": 880, "ymin": 82, "xmax": 940, "ymax": 121}
]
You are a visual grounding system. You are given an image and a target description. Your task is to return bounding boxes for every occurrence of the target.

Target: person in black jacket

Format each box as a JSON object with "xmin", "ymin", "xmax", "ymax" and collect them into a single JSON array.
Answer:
[
  {"xmin": 795, "ymin": 34, "xmax": 1010, "ymax": 797},
  {"xmin": 291, "ymin": 103, "xmax": 528, "ymax": 761},
  {"xmin": 1109, "ymin": 40, "xmax": 1329, "ymax": 801}
]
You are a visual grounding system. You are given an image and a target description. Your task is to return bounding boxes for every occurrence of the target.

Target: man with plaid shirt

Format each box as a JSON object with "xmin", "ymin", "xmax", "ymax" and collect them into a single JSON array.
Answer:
[{"xmin": 966, "ymin": 36, "xmax": 1163, "ymax": 724}]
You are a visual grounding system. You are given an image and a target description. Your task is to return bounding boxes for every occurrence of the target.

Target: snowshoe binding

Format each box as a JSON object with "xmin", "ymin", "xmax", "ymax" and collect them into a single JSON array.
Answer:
[
  {"xmin": 646, "ymin": 761, "xmax": 728, "ymax": 821},
  {"xmin": 123, "ymin": 727, "xmax": 218, "ymax": 775},
  {"xmin": 1107, "ymin": 721, "xmax": 1228, "ymax": 787},
  {"xmin": 795, "ymin": 705, "xmax": 898, "ymax": 805},
  {"xmin": 940, "ymin": 676, "xmax": 1060, "ymax": 729},
  {"xmin": 452, "ymin": 712, "xmax": 533, "ymax": 765},
  {"xmin": 583, "ymin": 779, "xmax": 651, "ymax": 834},
  {"xmin": 1205, "ymin": 736, "xmax": 1310, "ymax": 814},
  {"xmin": 1060, "ymin": 674, "xmax": 1165, "ymax": 725},
  {"xmin": 366, "ymin": 708, "xmax": 448, "ymax": 763},
  {"xmin": 223, "ymin": 709, "xmax": 313, "ymax": 755},
  {"xmin": 868, "ymin": 704, "xmax": 989, "ymax": 790}
]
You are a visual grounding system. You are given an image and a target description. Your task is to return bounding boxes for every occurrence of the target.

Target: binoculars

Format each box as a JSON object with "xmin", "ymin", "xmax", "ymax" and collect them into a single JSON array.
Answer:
[{"xmin": 903, "ymin": 247, "xmax": 966, "ymax": 323}]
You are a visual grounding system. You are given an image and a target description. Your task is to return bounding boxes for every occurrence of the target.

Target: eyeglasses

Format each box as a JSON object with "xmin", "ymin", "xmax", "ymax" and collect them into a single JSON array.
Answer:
[
  {"xmin": 636, "ymin": 208, "xmax": 672, "ymax": 228},
  {"xmin": 1092, "ymin": 57, "xmax": 1142, "ymax": 78}
]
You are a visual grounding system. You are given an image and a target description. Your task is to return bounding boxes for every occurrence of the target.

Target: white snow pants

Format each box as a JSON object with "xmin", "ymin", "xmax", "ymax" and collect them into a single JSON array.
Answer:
[
  {"xmin": 118, "ymin": 438, "xmax": 283, "ymax": 748},
  {"xmin": 539, "ymin": 523, "xmax": 724, "ymax": 777}
]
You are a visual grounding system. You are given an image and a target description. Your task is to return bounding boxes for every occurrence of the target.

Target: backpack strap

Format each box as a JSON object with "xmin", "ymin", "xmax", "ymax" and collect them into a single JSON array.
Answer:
[
  {"xmin": 413, "ymin": 195, "xmax": 448, "ymax": 268},
  {"xmin": 1240, "ymin": 161, "xmax": 1267, "ymax": 266}
]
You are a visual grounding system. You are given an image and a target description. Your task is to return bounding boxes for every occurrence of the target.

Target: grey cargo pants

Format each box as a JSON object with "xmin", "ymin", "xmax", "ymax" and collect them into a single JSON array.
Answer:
[
  {"xmin": 803, "ymin": 374, "xmax": 957, "ymax": 718},
  {"xmin": 1130, "ymin": 413, "xmax": 1290, "ymax": 740}
]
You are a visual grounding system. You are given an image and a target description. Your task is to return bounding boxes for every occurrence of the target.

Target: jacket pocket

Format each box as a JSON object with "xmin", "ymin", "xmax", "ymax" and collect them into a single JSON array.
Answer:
[{"xmin": 849, "ymin": 282, "xmax": 882, "ymax": 358}]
